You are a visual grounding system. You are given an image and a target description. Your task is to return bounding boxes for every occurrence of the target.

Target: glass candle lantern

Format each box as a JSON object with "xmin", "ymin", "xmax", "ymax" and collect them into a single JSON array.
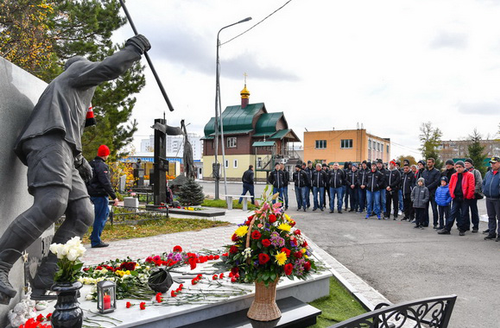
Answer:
[{"xmin": 97, "ymin": 280, "xmax": 116, "ymax": 314}]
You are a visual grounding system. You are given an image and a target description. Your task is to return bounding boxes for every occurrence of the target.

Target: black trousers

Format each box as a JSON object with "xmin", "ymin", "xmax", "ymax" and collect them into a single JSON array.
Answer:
[{"xmin": 385, "ymin": 189, "xmax": 399, "ymax": 217}]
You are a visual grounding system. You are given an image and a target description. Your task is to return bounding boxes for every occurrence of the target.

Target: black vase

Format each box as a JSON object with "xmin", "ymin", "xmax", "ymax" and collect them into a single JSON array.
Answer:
[
  {"xmin": 51, "ymin": 281, "xmax": 83, "ymax": 328},
  {"xmin": 148, "ymin": 268, "xmax": 173, "ymax": 293}
]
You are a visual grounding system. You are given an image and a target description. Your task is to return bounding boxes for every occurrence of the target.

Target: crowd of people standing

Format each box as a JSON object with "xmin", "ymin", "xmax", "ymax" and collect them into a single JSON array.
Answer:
[{"xmin": 263, "ymin": 156, "xmax": 500, "ymax": 240}]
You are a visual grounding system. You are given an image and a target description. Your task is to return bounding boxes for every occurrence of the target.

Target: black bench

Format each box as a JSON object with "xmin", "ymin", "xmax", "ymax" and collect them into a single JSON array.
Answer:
[{"xmin": 329, "ymin": 295, "xmax": 457, "ymax": 328}]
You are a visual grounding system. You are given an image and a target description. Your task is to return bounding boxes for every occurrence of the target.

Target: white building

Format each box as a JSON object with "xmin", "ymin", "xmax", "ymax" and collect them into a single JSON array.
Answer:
[{"xmin": 140, "ymin": 134, "xmax": 203, "ymax": 160}]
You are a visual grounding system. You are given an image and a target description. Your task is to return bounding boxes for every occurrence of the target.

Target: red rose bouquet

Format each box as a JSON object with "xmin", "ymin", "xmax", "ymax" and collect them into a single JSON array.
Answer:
[{"xmin": 221, "ymin": 188, "xmax": 318, "ymax": 285}]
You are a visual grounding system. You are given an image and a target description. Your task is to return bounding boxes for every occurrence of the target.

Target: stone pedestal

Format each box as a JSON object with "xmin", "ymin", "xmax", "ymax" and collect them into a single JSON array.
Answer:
[{"xmin": 0, "ymin": 57, "xmax": 49, "ymax": 326}]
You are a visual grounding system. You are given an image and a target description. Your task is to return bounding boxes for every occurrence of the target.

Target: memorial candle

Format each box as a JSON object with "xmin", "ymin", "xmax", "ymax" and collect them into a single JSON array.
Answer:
[{"xmin": 104, "ymin": 294, "xmax": 111, "ymax": 310}]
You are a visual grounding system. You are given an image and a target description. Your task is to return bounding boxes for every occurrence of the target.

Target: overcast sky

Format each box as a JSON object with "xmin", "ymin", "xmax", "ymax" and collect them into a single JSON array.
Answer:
[{"xmin": 112, "ymin": 0, "xmax": 500, "ymax": 159}]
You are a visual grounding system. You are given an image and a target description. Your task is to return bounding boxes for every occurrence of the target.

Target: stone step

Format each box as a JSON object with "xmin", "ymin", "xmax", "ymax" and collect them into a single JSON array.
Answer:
[{"xmin": 178, "ymin": 297, "xmax": 322, "ymax": 328}]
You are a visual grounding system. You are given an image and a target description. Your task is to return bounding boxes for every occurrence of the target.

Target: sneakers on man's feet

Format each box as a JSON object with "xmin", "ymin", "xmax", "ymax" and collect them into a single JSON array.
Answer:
[
  {"xmin": 483, "ymin": 229, "xmax": 490, "ymax": 234},
  {"xmin": 437, "ymin": 229, "xmax": 450, "ymax": 235},
  {"xmin": 459, "ymin": 231, "xmax": 465, "ymax": 236},
  {"xmin": 472, "ymin": 228, "xmax": 478, "ymax": 233},
  {"xmin": 91, "ymin": 242, "xmax": 109, "ymax": 248},
  {"xmin": 338, "ymin": 210, "xmax": 342, "ymax": 214},
  {"xmin": 329, "ymin": 210, "xmax": 334, "ymax": 213},
  {"xmin": 496, "ymin": 237, "xmax": 500, "ymax": 242},
  {"xmin": 484, "ymin": 234, "xmax": 496, "ymax": 240}
]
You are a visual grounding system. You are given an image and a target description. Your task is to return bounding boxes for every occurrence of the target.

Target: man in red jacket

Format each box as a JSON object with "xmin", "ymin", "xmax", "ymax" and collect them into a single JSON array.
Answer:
[{"xmin": 438, "ymin": 161, "xmax": 475, "ymax": 236}]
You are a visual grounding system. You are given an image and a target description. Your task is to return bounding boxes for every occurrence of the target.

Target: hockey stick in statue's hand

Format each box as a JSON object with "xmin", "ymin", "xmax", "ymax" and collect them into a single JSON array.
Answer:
[{"xmin": 119, "ymin": 0, "xmax": 175, "ymax": 112}]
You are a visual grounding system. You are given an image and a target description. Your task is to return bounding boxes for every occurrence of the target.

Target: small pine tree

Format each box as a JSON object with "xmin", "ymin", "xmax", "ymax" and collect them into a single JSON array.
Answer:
[
  {"xmin": 467, "ymin": 129, "xmax": 488, "ymax": 176},
  {"xmin": 177, "ymin": 179, "xmax": 205, "ymax": 206}
]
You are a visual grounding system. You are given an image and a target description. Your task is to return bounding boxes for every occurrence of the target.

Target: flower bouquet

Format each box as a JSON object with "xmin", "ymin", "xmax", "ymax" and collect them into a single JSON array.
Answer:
[
  {"xmin": 49, "ymin": 236, "xmax": 87, "ymax": 328},
  {"xmin": 220, "ymin": 187, "xmax": 318, "ymax": 321}
]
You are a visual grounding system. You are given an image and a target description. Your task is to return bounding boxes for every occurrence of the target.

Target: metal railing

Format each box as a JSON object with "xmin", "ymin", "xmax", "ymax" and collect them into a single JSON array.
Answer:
[{"xmin": 329, "ymin": 295, "xmax": 457, "ymax": 328}]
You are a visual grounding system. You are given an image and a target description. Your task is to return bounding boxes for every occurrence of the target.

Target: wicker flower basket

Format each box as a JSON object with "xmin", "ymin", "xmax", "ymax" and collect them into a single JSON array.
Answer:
[
  {"xmin": 246, "ymin": 215, "xmax": 282, "ymax": 322},
  {"xmin": 247, "ymin": 279, "xmax": 281, "ymax": 321}
]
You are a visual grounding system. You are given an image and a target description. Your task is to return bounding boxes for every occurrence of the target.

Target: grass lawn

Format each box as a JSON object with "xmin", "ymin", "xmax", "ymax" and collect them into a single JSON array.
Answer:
[
  {"xmin": 202, "ymin": 198, "xmax": 257, "ymax": 211},
  {"xmin": 308, "ymin": 277, "xmax": 367, "ymax": 327},
  {"xmin": 81, "ymin": 217, "xmax": 231, "ymax": 244}
]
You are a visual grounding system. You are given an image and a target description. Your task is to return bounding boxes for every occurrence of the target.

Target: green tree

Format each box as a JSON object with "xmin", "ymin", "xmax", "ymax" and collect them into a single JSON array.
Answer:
[
  {"xmin": 1, "ymin": 0, "xmax": 145, "ymax": 161},
  {"xmin": 467, "ymin": 129, "xmax": 488, "ymax": 176},
  {"xmin": 177, "ymin": 179, "xmax": 205, "ymax": 206},
  {"xmin": 419, "ymin": 122, "xmax": 443, "ymax": 169}
]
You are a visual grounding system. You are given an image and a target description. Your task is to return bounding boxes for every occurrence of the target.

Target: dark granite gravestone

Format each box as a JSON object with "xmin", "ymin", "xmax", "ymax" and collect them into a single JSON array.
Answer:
[{"xmin": 0, "ymin": 57, "xmax": 50, "ymax": 326}]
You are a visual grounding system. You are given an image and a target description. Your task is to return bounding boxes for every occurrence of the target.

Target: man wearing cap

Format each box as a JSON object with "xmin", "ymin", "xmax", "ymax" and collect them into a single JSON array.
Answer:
[
  {"xmin": 0, "ymin": 34, "xmax": 151, "ymax": 303},
  {"xmin": 87, "ymin": 145, "xmax": 119, "ymax": 248},
  {"xmin": 438, "ymin": 161, "xmax": 475, "ymax": 236},
  {"xmin": 482, "ymin": 156, "xmax": 500, "ymax": 241},
  {"xmin": 292, "ymin": 164, "xmax": 309, "ymax": 212},
  {"xmin": 384, "ymin": 160, "xmax": 402, "ymax": 220},
  {"xmin": 422, "ymin": 158, "xmax": 441, "ymax": 227},
  {"xmin": 442, "ymin": 159, "xmax": 456, "ymax": 182},
  {"xmin": 464, "ymin": 158, "xmax": 483, "ymax": 232}
]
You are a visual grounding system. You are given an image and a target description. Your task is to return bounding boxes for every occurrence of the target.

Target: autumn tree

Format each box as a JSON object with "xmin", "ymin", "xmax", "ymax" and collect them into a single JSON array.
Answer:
[
  {"xmin": 419, "ymin": 122, "xmax": 443, "ymax": 169},
  {"xmin": 467, "ymin": 129, "xmax": 488, "ymax": 176},
  {"xmin": 0, "ymin": 0, "xmax": 145, "ymax": 160}
]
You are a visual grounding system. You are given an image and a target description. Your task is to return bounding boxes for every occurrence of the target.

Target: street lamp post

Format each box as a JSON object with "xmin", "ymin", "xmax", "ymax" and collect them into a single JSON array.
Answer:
[{"xmin": 214, "ymin": 17, "xmax": 252, "ymax": 200}]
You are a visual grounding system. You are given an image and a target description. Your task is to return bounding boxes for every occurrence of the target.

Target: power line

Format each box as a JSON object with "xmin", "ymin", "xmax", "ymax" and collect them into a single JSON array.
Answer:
[{"xmin": 220, "ymin": 0, "xmax": 293, "ymax": 46}]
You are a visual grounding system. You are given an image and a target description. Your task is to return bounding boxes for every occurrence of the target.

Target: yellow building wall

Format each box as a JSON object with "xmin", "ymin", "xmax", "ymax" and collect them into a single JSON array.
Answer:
[
  {"xmin": 203, "ymin": 154, "xmax": 255, "ymax": 180},
  {"xmin": 303, "ymin": 130, "xmax": 391, "ymax": 164}
]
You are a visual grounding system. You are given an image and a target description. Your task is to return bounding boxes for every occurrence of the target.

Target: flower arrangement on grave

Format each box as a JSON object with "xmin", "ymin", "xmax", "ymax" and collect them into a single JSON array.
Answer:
[
  {"xmin": 218, "ymin": 187, "xmax": 319, "ymax": 321},
  {"xmin": 220, "ymin": 188, "xmax": 318, "ymax": 286}
]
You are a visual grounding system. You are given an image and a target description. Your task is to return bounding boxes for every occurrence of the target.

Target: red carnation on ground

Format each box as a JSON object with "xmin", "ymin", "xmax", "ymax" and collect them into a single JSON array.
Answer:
[
  {"xmin": 284, "ymin": 263, "xmax": 293, "ymax": 275},
  {"xmin": 258, "ymin": 253, "xmax": 270, "ymax": 265},
  {"xmin": 155, "ymin": 292, "xmax": 163, "ymax": 303},
  {"xmin": 251, "ymin": 230, "xmax": 261, "ymax": 240},
  {"xmin": 140, "ymin": 302, "xmax": 146, "ymax": 310},
  {"xmin": 126, "ymin": 301, "xmax": 132, "ymax": 308},
  {"xmin": 268, "ymin": 214, "xmax": 277, "ymax": 223},
  {"xmin": 173, "ymin": 245, "xmax": 183, "ymax": 252}
]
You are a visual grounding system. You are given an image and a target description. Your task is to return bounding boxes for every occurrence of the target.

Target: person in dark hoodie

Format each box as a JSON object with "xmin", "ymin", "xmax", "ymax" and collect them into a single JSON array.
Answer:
[{"xmin": 293, "ymin": 164, "xmax": 309, "ymax": 212}]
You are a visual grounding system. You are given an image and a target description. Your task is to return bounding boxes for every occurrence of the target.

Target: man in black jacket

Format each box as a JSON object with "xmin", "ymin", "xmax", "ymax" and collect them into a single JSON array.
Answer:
[
  {"xmin": 328, "ymin": 162, "xmax": 345, "ymax": 213},
  {"xmin": 293, "ymin": 164, "xmax": 309, "ymax": 212},
  {"xmin": 422, "ymin": 158, "xmax": 441, "ymax": 227},
  {"xmin": 347, "ymin": 164, "xmax": 359, "ymax": 212},
  {"xmin": 384, "ymin": 160, "xmax": 402, "ymax": 220},
  {"xmin": 312, "ymin": 163, "xmax": 328, "ymax": 211},
  {"xmin": 0, "ymin": 35, "xmax": 150, "ymax": 303},
  {"xmin": 239, "ymin": 165, "xmax": 255, "ymax": 206},
  {"xmin": 268, "ymin": 162, "xmax": 285, "ymax": 204},
  {"xmin": 365, "ymin": 162, "xmax": 385, "ymax": 219},
  {"xmin": 87, "ymin": 145, "xmax": 118, "ymax": 248},
  {"xmin": 401, "ymin": 163, "xmax": 416, "ymax": 221}
]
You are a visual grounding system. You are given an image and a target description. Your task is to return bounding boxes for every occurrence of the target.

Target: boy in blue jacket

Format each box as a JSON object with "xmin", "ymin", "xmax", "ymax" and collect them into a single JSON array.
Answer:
[{"xmin": 435, "ymin": 176, "xmax": 452, "ymax": 230}]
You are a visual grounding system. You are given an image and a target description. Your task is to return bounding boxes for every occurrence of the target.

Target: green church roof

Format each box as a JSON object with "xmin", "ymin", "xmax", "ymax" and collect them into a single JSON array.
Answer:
[{"xmin": 204, "ymin": 103, "xmax": 265, "ymax": 138}]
